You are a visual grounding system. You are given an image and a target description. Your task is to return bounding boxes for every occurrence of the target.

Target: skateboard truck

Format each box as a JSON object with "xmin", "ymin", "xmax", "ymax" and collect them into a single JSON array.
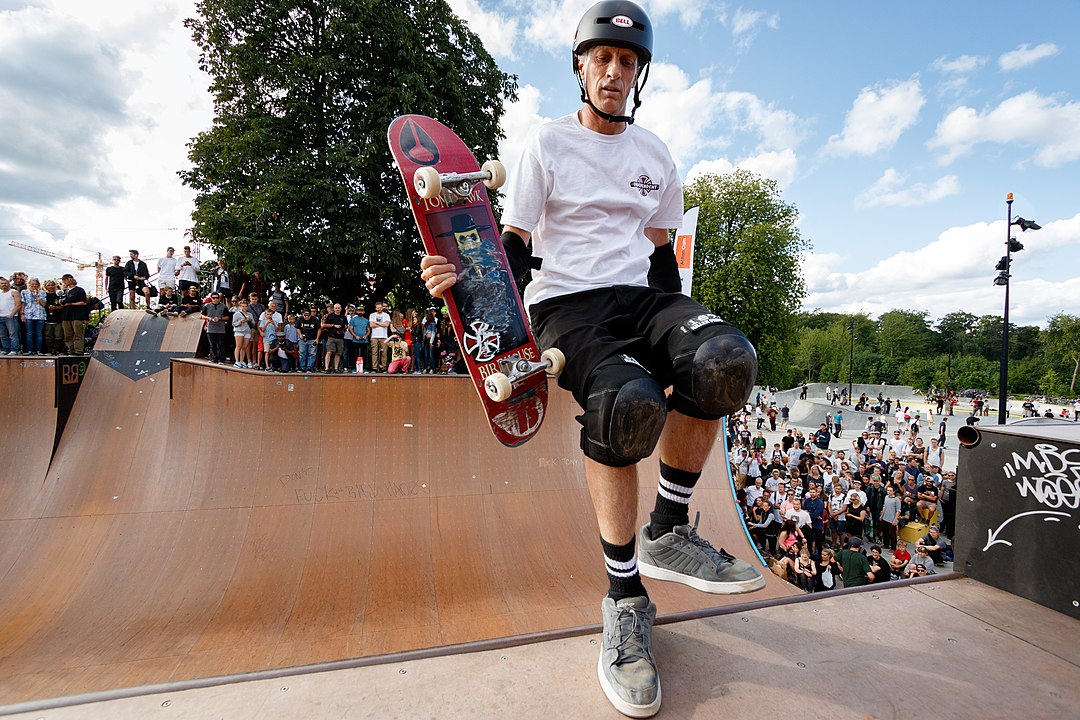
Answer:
[
  {"xmin": 484, "ymin": 348, "xmax": 565, "ymax": 403},
  {"xmin": 414, "ymin": 160, "xmax": 506, "ymax": 206}
]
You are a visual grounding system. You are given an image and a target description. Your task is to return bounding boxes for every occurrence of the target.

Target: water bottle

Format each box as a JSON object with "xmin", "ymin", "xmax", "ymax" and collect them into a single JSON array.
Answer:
[{"xmin": 356, "ymin": 357, "xmax": 364, "ymax": 374}]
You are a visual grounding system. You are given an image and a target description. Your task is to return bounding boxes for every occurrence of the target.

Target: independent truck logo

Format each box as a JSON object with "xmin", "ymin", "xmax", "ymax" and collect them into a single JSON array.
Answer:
[{"xmin": 630, "ymin": 175, "xmax": 660, "ymax": 196}]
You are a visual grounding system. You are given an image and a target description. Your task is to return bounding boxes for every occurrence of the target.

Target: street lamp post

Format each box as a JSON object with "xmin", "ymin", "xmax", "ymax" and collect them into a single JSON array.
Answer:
[
  {"xmin": 848, "ymin": 318, "xmax": 855, "ymax": 406},
  {"xmin": 996, "ymin": 193, "xmax": 1040, "ymax": 425}
]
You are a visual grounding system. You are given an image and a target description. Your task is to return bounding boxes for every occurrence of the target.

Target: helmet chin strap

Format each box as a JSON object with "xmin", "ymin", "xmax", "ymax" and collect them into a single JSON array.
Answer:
[{"xmin": 577, "ymin": 63, "xmax": 650, "ymax": 126}]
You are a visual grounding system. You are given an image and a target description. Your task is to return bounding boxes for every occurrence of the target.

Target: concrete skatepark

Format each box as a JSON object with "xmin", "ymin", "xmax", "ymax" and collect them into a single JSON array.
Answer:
[{"xmin": 0, "ymin": 311, "xmax": 1076, "ymax": 718}]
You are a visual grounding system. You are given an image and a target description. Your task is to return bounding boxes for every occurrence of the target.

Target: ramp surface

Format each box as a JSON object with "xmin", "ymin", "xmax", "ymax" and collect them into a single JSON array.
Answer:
[
  {"xmin": 5, "ymin": 578, "xmax": 1075, "ymax": 720},
  {"xmin": 0, "ymin": 351, "xmax": 792, "ymax": 706}
]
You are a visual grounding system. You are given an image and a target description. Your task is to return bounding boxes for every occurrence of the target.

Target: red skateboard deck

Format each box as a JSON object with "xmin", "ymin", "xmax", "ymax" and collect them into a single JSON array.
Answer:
[{"xmin": 388, "ymin": 115, "xmax": 557, "ymax": 447}]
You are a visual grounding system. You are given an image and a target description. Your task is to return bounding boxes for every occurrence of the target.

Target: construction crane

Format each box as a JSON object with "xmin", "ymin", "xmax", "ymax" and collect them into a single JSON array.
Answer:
[{"xmin": 8, "ymin": 242, "xmax": 105, "ymax": 298}]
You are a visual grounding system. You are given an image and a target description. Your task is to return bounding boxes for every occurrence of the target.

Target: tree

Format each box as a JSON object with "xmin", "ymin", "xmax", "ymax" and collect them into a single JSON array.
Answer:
[
  {"xmin": 877, "ymin": 310, "xmax": 931, "ymax": 362},
  {"xmin": 934, "ymin": 311, "xmax": 978, "ymax": 355},
  {"xmin": 1044, "ymin": 313, "xmax": 1080, "ymax": 392},
  {"xmin": 684, "ymin": 170, "xmax": 808, "ymax": 388},
  {"xmin": 180, "ymin": 0, "xmax": 517, "ymax": 306}
]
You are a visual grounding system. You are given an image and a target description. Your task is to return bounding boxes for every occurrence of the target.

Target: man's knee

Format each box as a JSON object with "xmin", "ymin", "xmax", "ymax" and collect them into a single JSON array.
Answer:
[
  {"xmin": 668, "ymin": 317, "xmax": 757, "ymax": 420},
  {"xmin": 579, "ymin": 356, "xmax": 667, "ymax": 467}
]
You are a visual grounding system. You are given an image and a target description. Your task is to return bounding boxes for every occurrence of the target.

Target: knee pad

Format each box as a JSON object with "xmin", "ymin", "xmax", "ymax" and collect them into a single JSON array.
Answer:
[
  {"xmin": 579, "ymin": 356, "xmax": 668, "ymax": 467},
  {"xmin": 668, "ymin": 317, "xmax": 758, "ymax": 420}
]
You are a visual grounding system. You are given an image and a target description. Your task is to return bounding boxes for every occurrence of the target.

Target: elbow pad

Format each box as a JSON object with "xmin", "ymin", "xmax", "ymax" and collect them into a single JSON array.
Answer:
[
  {"xmin": 648, "ymin": 242, "xmax": 681, "ymax": 293},
  {"xmin": 501, "ymin": 230, "xmax": 541, "ymax": 284}
]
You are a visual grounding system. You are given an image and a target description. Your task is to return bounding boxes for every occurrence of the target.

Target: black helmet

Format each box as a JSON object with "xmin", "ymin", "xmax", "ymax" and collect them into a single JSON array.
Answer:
[
  {"xmin": 572, "ymin": 0, "xmax": 653, "ymax": 64},
  {"xmin": 571, "ymin": 0, "xmax": 654, "ymax": 125}
]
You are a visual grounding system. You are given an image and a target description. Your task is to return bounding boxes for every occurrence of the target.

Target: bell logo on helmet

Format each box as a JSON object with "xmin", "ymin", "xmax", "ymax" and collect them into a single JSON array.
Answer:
[{"xmin": 611, "ymin": 15, "xmax": 633, "ymax": 28}]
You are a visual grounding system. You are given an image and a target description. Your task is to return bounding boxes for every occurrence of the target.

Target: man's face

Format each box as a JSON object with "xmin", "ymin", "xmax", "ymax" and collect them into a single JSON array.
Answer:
[
  {"xmin": 112, "ymin": 256, "xmax": 121, "ymax": 265},
  {"xmin": 189, "ymin": 288, "xmax": 199, "ymax": 296},
  {"xmin": 871, "ymin": 548, "xmax": 882, "ymax": 560},
  {"xmin": 302, "ymin": 310, "xmax": 311, "ymax": 319},
  {"xmin": 183, "ymin": 247, "xmax": 192, "ymax": 256},
  {"xmin": 129, "ymin": 251, "xmax": 138, "ymax": 260},
  {"xmin": 166, "ymin": 248, "xmax": 174, "ymax": 256},
  {"xmin": 578, "ymin": 44, "xmax": 639, "ymax": 116},
  {"xmin": 210, "ymin": 294, "xmax": 220, "ymax": 305},
  {"xmin": 334, "ymin": 303, "xmax": 342, "ymax": 314}
]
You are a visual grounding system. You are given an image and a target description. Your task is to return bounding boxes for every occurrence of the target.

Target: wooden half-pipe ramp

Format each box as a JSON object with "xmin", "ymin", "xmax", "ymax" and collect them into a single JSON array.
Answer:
[{"xmin": 0, "ymin": 334, "xmax": 792, "ymax": 706}]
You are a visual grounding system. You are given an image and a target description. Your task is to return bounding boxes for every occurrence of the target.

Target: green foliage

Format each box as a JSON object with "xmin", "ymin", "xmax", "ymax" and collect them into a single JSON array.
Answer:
[
  {"xmin": 877, "ymin": 309, "xmax": 931, "ymax": 360},
  {"xmin": 179, "ymin": 0, "xmax": 517, "ymax": 306},
  {"xmin": 684, "ymin": 170, "xmax": 809, "ymax": 388},
  {"xmin": 1044, "ymin": 313, "xmax": 1080, "ymax": 393},
  {"xmin": 1039, "ymin": 368, "xmax": 1066, "ymax": 397}
]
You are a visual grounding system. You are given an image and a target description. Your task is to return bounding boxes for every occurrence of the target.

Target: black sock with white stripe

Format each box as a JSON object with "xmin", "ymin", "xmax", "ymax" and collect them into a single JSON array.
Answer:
[
  {"xmin": 648, "ymin": 461, "xmax": 701, "ymax": 539},
  {"xmin": 601, "ymin": 536, "xmax": 647, "ymax": 601}
]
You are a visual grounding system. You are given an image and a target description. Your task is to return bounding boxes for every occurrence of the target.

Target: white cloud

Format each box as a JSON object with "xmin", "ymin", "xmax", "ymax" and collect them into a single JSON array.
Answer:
[
  {"xmin": 686, "ymin": 157, "xmax": 736, "ymax": 181},
  {"xmin": 686, "ymin": 149, "xmax": 798, "ymax": 192},
  {"xmin": 999, "ymin": 42, "xmax": 1060, "ymax": 71},
  {"xmin": 928, "ymin": 91, "xmax": 1080, "ymax": 167},
  {"xmin": 523, "ymin": 0, "xmax": 712, "ymax": 55},
  {"xmin": 0, "ymin": 0, "xmax": 212, "ymax": 286},
  {"xmin": 802, "ymin": 213, "xmax": 1080, "ymax": 325},
  {"xmin": 498, "ymin": 84, "xmax": 550, "ymax": 178},
  {"xmin": 727, "ymin": 7, "xmax": 780, "ymax": 52},
  {"xmin": 855, "ymin": 169, "xmax": 960, "ymax": 208},
  {"xmin": 627, "ymin": 61, "xmax": 803, "ymax": 176},
  {"xmin": 634, "ymin": 62, "xmax": 723, "ymax": 168},
  {"xmin": 445, "ymin": 0, "xmax": 519, "ymax": 60},
  {"xmin": 738, "ymin": 149, "xmax": 798, "ymax": 190},
  {"xmin": 823, "ymin": 78, "xmax": 924, "ymax": 157},
  {"xmin": 931, "ymin": 54, "xmax": 987, "ymax": 74}
]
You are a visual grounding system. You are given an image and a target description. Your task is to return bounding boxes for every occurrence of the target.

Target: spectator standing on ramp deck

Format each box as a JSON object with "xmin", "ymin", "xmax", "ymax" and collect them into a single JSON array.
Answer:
[{"xmin": 421, "ymin": 3, "xmax": 763, "ymax": 716}]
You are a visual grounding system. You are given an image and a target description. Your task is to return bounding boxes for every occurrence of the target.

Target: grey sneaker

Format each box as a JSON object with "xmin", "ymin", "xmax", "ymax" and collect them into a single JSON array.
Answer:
[
  {"xmin": 638, "ymin": 515, "xmax": 766, "ymax": 594},
  {"xmin": 598, "ymin": 596, "xmax": 661, "ymax": 718}
]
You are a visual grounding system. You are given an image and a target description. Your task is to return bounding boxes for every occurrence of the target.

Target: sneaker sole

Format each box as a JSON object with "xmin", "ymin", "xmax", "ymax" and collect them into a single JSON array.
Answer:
[
  {"xmin": 596, "ymin": 652, "xmax": 661, "ymax": 718},
  {"xmin": 638, "ymin": 560, "xmax": 766, "ymax": 594}
]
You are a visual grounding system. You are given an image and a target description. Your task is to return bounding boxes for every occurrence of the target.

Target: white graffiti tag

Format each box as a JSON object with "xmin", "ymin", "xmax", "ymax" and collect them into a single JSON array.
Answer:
[
  {"xmin": 984, "ymin": 443, "xmax": 1080, "ymax": 552},
  {"xmin": 1004, "ymin": 443, "xmax": 1080, "ymax": 509}
]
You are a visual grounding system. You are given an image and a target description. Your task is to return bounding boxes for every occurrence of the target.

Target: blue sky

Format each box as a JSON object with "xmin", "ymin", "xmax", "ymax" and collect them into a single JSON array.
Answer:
[{"xmin": 1, "ymin": 0, "xmax": 1077, "ymax": 327}]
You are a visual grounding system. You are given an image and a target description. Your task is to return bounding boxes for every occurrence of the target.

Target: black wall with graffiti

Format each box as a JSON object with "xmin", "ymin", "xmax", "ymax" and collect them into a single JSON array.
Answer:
[{"xmin": 954, "ymin": 422, "xmax": 1080, "ymax": 619}]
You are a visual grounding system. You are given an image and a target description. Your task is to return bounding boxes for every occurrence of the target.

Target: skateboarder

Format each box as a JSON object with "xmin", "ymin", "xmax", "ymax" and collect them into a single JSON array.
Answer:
[{"xmin": 421, "ymin": 2, "xmax": 762, "ymax": 716}]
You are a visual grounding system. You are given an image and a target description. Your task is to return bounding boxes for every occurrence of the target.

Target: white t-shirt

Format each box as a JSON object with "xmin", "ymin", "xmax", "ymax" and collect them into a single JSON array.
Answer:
[
  {"xmin": 369, "ymin": 312, "xmax": 390, "ymax": 339},
  {"xmin": 157, "ymin": 256, "xmax": 179, "ymax": 283},
  {"xmin": 0, "ymin": 289, "xmax": 17, "ymax": 317},
  {"xmin": 177, "ymin": 256, "xmax": 199, "ymax": 282},
  {"xmin": 785, "ymin": 508, "xmax": 812, "ymax": 529},
  {"xmin": 501, "ymin": 113, "xmax": 683, "ymax": 308}
]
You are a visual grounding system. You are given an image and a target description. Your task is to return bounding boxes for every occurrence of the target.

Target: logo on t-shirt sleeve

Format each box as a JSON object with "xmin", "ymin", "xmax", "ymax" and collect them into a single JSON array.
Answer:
[{"xmin": 629, "ymin": 175, "xmax": 660, "ymax": 196}]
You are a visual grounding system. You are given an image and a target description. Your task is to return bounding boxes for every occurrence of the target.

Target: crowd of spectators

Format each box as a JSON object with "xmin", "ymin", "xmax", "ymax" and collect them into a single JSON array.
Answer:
[
  {"xmin": 187, "ymin": 289, "xmax": 464, "ymax": 375},
  {"xmin": 0, "ymin": 271, "xmax": 94, "ymax": 355},
  {"xmin": 728, "ymin": 400, "xmax": 956, "ymax": 593}
]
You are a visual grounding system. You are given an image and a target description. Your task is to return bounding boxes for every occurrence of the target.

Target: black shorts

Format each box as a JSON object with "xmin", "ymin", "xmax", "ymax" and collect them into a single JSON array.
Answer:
[{"xmin": 529, "ymin": 285, "xmax": 725, "ymax": 409}]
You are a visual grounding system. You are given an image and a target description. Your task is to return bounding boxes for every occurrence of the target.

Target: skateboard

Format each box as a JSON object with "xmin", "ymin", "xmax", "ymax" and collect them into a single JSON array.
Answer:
[{"xmin": 388, "ymin": 115, "xmax": 563, "ymax": 447}]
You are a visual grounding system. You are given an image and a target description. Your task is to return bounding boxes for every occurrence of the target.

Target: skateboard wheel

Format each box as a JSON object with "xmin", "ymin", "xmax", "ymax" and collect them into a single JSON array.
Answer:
[
  {"xmin": 541, "ymin": 348, "xmax": 565, "ymax": 376},
  {"xmin": 481, "ymin": 160, "xmax": 506, "ymax": 190},
  {"xmin": 414, "ymin": 166, "xmax": 442, "ymax": 199},
  {"xmin": 485, "ymin": 373, "xmax": 512, "ymax": 402}
]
